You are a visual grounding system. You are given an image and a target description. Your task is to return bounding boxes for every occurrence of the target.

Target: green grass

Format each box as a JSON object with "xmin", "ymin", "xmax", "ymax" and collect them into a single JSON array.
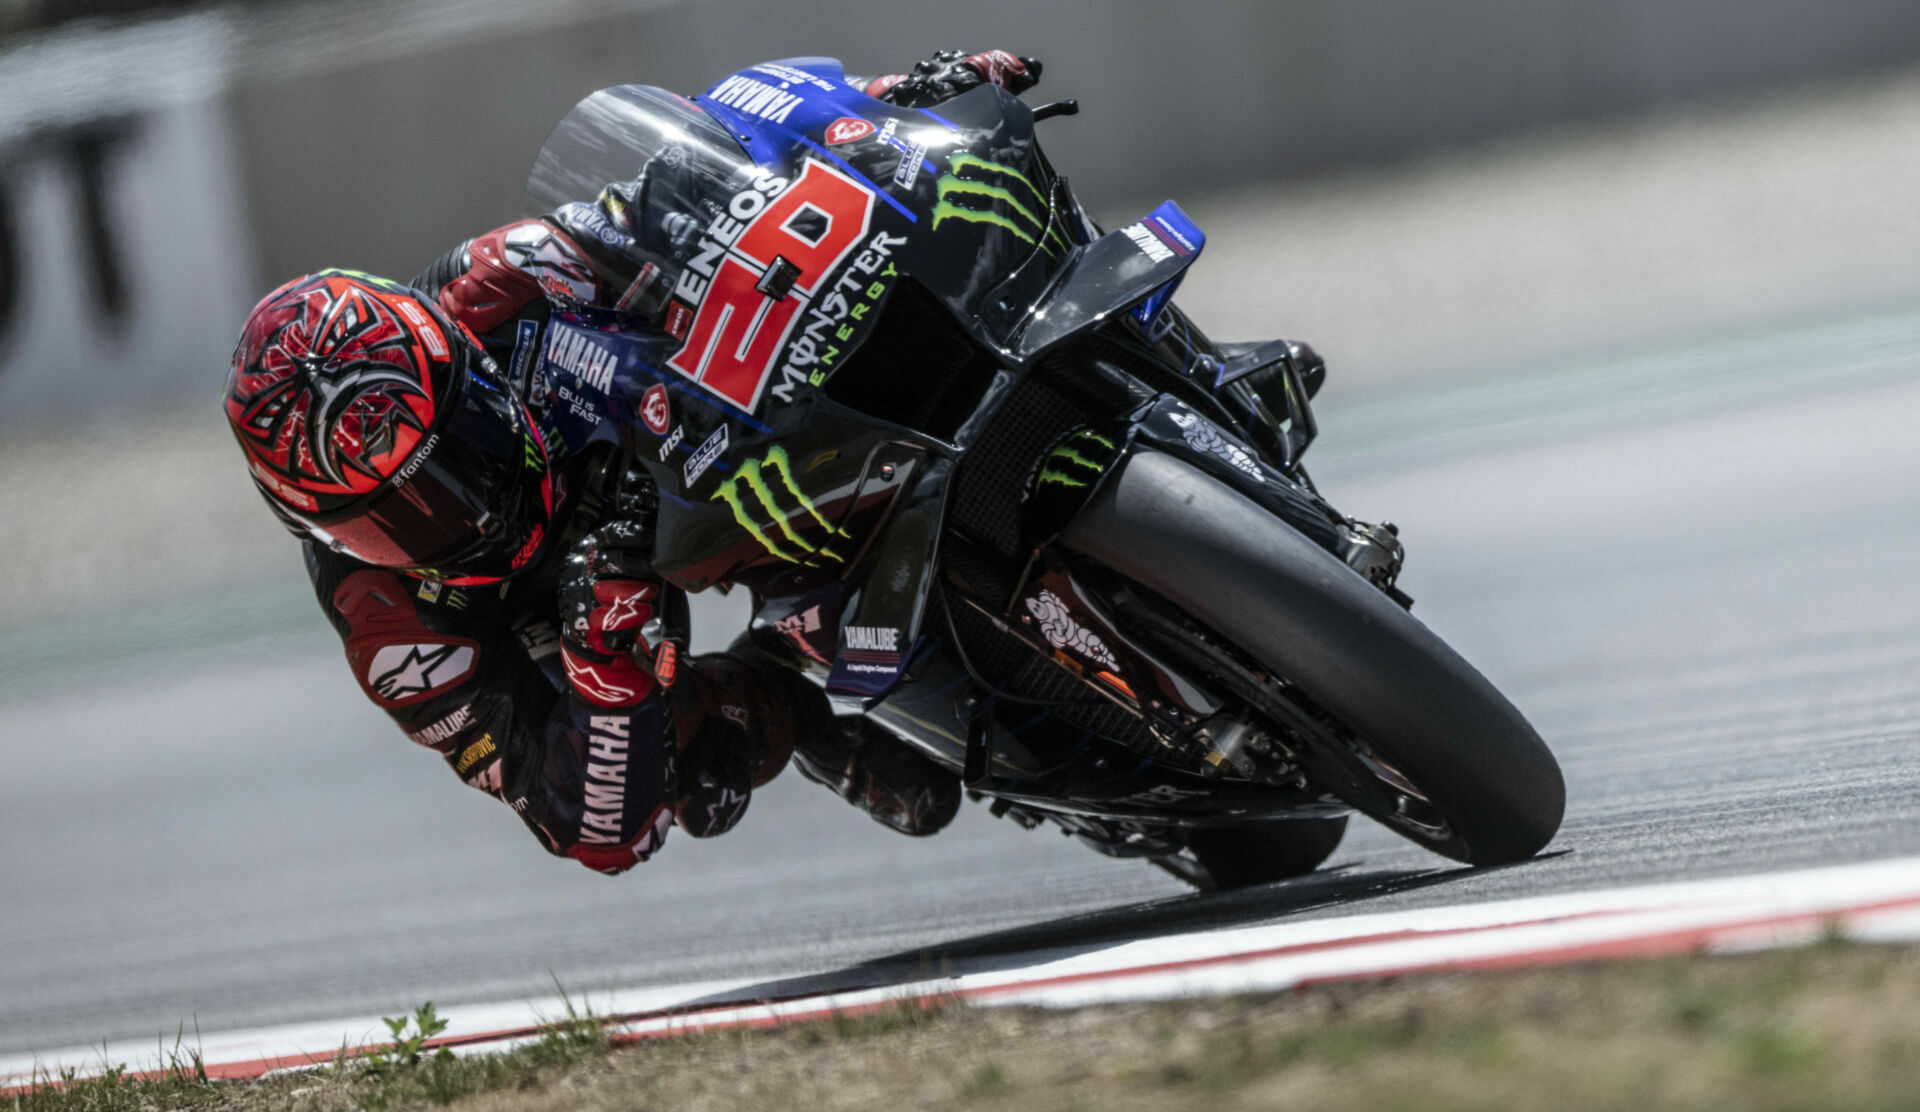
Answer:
[
  {"xmin": 18, "ymin": 941, "xmax": 1920, "ymax": 1111},
  {"xmin": 9, "ymin": 992, "xmax": 610, "ymax": 1112}
]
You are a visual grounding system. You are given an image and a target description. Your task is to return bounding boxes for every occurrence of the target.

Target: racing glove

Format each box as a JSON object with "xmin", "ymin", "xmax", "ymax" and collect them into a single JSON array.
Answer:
[
  {"xmin": 558, "ymin": 520, "xmax": 666, "ymax": 709},
  {"xmin": 866, "ymin": 49, "xmax": 1042, "ymax": 108}
]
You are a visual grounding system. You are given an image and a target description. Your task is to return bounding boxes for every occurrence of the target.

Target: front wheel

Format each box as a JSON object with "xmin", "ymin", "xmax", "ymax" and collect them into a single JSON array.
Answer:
[{"xmin": 1061, "ymin": 450, "xmax": 1565, "ymax": 866}]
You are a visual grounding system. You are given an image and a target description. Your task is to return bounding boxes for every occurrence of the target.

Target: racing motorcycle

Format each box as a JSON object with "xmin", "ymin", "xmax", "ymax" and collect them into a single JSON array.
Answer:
[{"xmin": 522, "ymin": 58, "xmax": 1565, "ymax": 889}]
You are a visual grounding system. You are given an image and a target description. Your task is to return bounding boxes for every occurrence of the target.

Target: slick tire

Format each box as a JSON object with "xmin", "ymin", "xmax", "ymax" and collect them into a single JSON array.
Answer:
[
  {"xmin": 1060, "ymin": 450, "xmax": 1565, "ymax": 866},
  {"xmin": 1184, "ymin": 816, "xmax": 1348, "ymax": 889}
]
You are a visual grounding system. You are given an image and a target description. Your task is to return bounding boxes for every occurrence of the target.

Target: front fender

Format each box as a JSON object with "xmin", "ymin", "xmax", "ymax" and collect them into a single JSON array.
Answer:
[{"xmin": 1023, "ymin": 396, "xmax": 1346, "ymax": 556}]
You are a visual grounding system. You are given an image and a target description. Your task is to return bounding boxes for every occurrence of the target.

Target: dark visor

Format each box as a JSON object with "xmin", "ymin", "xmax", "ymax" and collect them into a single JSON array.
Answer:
[{"xmin": 285, "ymin": 362, "xmax": 552, "ymax": 580}]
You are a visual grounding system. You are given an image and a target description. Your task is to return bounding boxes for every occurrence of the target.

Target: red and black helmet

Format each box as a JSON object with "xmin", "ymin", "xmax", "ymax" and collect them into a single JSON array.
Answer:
[{"xmin": 225, "ymin": 270, "xmax": 553, "ymax": 585}]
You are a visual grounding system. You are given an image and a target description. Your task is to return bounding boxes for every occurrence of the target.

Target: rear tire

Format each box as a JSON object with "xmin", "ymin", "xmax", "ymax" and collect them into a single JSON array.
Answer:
[
  {"xmin": 1061, "ymin": 450, "xmax": 1565, "ymax": 866},
  {"xmin": 1184, "ymin": 816, "xmax": 1348, "ymax": 889}
]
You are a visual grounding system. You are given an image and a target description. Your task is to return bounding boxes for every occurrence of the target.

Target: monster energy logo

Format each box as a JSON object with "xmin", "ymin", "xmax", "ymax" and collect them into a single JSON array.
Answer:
[
  {"xmin": 1036, "ymin": 429, "xmax": 1116, "ymax": 490},
  {"xmin": 931, "ymin": 153, "xmax": 1070, "ymax": 256},
  {"xmin": 711, "ymin": 446, "xmax": 850, "ymax": 565}
]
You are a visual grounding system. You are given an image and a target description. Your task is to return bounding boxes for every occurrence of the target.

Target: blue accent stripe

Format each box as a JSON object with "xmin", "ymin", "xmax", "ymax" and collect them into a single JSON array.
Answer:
[
  {"xmin": 622, "ymin": 359, "xmax": 774, "ymax": 435},
  {"xmin": 776, "ymin": 124, "xmax": 919, "ymax": 224},
  {"xmin": 919, "ymin": 109, "xmax": 959, "ymax": 130}
]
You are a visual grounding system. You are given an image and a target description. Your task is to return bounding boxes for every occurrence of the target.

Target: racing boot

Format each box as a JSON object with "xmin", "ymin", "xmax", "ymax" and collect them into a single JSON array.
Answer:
[
  {"xmin": 791, "ymin": 715, "xmax": 962, "ymax": 837},
  {"xmin": 668, "ymin": 652, "xmax": 803, "ymax": 837}
]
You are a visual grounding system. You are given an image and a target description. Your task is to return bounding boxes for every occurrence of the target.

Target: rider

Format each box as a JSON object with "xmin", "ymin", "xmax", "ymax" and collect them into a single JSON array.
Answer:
[{"xmin": 223, "ymin": 51, "xmax": 1040, "ymax": 875}]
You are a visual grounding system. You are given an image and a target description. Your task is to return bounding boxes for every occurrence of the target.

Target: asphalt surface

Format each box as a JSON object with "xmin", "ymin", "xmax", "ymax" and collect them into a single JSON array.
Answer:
[{"xmin": 3, "ymin": 310, "xmax": 1918, "ymax": 1058}]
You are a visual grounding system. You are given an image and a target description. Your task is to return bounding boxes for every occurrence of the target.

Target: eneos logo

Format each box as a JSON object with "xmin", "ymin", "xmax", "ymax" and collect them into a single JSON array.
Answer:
[{"xmin": 664, "ymin": 161, "xmax": 875, "ymax": 412}]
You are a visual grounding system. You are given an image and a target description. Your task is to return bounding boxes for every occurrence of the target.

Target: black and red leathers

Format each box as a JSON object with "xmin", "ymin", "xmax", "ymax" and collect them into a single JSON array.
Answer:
[{"xmin": 295, "ymin": 50, "xmax": 1033, "ymax": 874}]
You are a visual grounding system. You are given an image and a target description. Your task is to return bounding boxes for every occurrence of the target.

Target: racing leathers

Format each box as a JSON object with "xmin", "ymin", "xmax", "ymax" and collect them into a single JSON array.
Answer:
[{"xmin": 302, "ymin": 51, "xmax": 1032, "ymax": 874}]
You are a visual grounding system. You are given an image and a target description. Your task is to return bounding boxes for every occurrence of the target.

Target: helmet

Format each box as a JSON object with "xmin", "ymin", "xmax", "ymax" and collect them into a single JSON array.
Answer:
[{"xmin": 224, "ymin": 270, "xmax": 553, "ymax": 585}]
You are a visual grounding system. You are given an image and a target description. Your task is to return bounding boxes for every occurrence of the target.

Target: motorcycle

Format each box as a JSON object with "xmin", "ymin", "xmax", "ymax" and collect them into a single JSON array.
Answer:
[{"xmin": 522, "ymin": 58, "xmax": 1565, "ymax": 890}]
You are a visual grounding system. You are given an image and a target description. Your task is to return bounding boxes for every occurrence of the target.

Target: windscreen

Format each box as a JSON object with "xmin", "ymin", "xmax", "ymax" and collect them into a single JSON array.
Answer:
[{"xmin": 524, "ymin": 84, "xmax": 761, "ymax": 322}]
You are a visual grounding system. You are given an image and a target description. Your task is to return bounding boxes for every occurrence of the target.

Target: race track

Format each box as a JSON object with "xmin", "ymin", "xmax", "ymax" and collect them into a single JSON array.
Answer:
[{"xmin": 4, "ymin": 309, "xmax": 1918, "ymax": 1061}]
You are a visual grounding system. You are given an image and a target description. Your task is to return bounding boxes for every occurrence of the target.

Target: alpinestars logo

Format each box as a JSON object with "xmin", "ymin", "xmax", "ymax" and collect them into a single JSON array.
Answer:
[
  {"xmin": 710, "ymin": 445, "xmax": 849, "ymax": 566},
  {"xmin": 931, "ymin": 154, "xmax": 1069, "ymax": 256},
  {"xmin": 367, "ymin": 643, "xmax": 477, "ymax": 701}
]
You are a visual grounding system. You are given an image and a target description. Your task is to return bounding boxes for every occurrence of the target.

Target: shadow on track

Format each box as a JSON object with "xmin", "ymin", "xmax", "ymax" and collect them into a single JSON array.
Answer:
[{"xmin": 683, "ymin": 858, "xmax": 1526, "ymax": 1009}]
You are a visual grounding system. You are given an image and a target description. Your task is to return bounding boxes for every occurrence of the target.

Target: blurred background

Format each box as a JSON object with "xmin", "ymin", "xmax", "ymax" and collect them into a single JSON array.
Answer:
[{"xmin": 4, "ymin": 0, "xmax": 1920, "ymax": 1065}]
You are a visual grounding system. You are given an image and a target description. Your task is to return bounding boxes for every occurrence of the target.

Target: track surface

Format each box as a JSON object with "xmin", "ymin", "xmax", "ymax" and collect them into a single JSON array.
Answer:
[{"xmin": 4, "ymin": 311, "xmax": 1918, "ymax": 1057}]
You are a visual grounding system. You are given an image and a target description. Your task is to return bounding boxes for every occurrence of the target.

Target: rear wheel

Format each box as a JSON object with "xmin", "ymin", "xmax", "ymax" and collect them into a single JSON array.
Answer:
[
  {"xmin": 1061, "ymin": 450, "xmax": 1565, "ymax": 866},
  {"xmin": 1183, "ymin": 816, "xmax": 1348, "ymax": 889}
]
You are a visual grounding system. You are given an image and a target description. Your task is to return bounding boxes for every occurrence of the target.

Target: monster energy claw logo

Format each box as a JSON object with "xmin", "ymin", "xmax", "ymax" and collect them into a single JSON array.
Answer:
[
  {"xmin": 1036, "ymin": 428, "xmax": 1115, "ymax": 490},
  {"xmin": 711, "ymin": 446, "xmax": 850, "ymax": 565},
  {"xmin": 931, "ymin": 153, "xmax": 1070, "ymax": 256}
]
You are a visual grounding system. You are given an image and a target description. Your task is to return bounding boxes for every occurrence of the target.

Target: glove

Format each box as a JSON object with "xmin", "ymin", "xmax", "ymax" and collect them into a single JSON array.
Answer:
[
  {"xmin": 558, "ymin": 520, "xmax": 666, "ymax": 708},
  {"xmin": 874, "ymin": 49, "xmax": 1042, "ymax": 108}
]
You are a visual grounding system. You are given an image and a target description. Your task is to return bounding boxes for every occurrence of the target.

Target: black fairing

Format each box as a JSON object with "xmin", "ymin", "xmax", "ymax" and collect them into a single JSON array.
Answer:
[{"xmin": 523, "ymin": 58, "xmax": 1356, "ymax": 826}]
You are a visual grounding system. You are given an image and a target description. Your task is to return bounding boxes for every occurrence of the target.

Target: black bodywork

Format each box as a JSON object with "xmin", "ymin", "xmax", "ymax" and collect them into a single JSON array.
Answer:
[{"xmin": 525, "ymin": 60, "xmax": 1389, "ymax": 853}]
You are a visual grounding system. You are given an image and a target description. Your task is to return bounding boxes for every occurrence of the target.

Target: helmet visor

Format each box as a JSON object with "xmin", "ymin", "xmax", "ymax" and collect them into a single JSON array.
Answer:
[{"xmin": 286, "ymin": 363, "xmax": 553, "ymax": 582}]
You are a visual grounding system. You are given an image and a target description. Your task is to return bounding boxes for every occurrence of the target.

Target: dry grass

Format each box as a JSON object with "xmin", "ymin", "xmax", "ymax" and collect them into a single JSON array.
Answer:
[{"xmin": 20, "ymin": 941, "xmax": 1920, "ymax": 1111}]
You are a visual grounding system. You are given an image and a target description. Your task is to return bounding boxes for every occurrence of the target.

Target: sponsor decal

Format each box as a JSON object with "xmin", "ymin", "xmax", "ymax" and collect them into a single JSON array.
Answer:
[
  {"xmin": 877, "ymin": 119, "xmax": 932, "ymax": 191},
  {"xmin": 545, "ymin": 327, "xmax": 616, "ymax": 394},
  {"xmin": 839, "ymin": 625, "xmax": 903, "ymax": 675},
  {"xmin": 774, "ymin": 604, "xmax": 830, "ymax": 663},
  {"xmin": 554, "ymin": 201, "xmax": 631, "ymax": 250},
  {"xmin": 455, "ymin": 732, "xmax": 496, "ymax": 774},
  {"xmin": 415, "ymin": 578, "xmax": 443, "ymax": 603},
  {"xmin": 705, "ymin": 74, "xmax": 803, "ymax": 124},
  {"xmin": 407, "ymin": 704, "xmax": 474, "ymax": 748},
  {"xmin": 710, "ymin": 445, "xmax": 849, "ymax": 565},
  {"xmin": 508, "ymin": 319, "xmax": 542, "ymax": 395},
  {"xmin": 641, "ymin": 384, "xmax": 671, "ymax": 435},
  {"xmin": 657, "ymin": 425, "xmax": 684, "ymax": 461},
  {"xmin": 664, "ymin": 160, "xmax": 876, "ymax": 412},
  {"xmin": 600, "ymin": 586, "xmax": 652, "ymax": 633},
  {"xmin": 502, "ymin": 222, "xmax": 600, "ymax": 304},
  {"xmin": 824, "ymin": 116, "xmax": 875, "ymax": 145},
  {"xmin": 577, "ymin": 715, "xmax": 632, "ymax": 844},
  {"xmin": 391, "ymin": 433, "xmax": 439, "ymax": 486},
  {"xmin": 653, "ymin": 641, "xmax": 678, "ymax": 687},
  {"xmin": 1035, "ymin": 429, "xmax": 1116, "ymax": 491},
  {"xmin": 367, "ymin": 642, "xmax": 477, "ymax": 701},
  {"xmin": 563, "ymin": 651, "xmax": 640, "ymax": 706},
  {"xmin": 1123, "ymin": 221, "xmax": 1175, "ymax": 263},
  {"xmin": 665, "ymin": 301, "xmax": 693, "ymax": 341},
  {"xmin": 1168, "ymin": 410, "xmax": 1265, "ymax": 483},
  {"xmin": 721, "ymin": 703, "xmax": 750, "ymax": 728},
  {"xmin": 931, "ymin": 153, "xmax": 1068, "ymax": 256},
  {"xmin": 1024, "ymin": 588, "xmax": 1119, "ymax": 669},
  {"xmin": 769, "ymin": 229, "xmax": 905, "ymax": 404},
  {"xmin": 394, "ymin": 298, "xmax": 448, "ymax": 358},
  {"xmin": 682, "ymin": 423, "xmax": 729, "ymax": 488}
]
